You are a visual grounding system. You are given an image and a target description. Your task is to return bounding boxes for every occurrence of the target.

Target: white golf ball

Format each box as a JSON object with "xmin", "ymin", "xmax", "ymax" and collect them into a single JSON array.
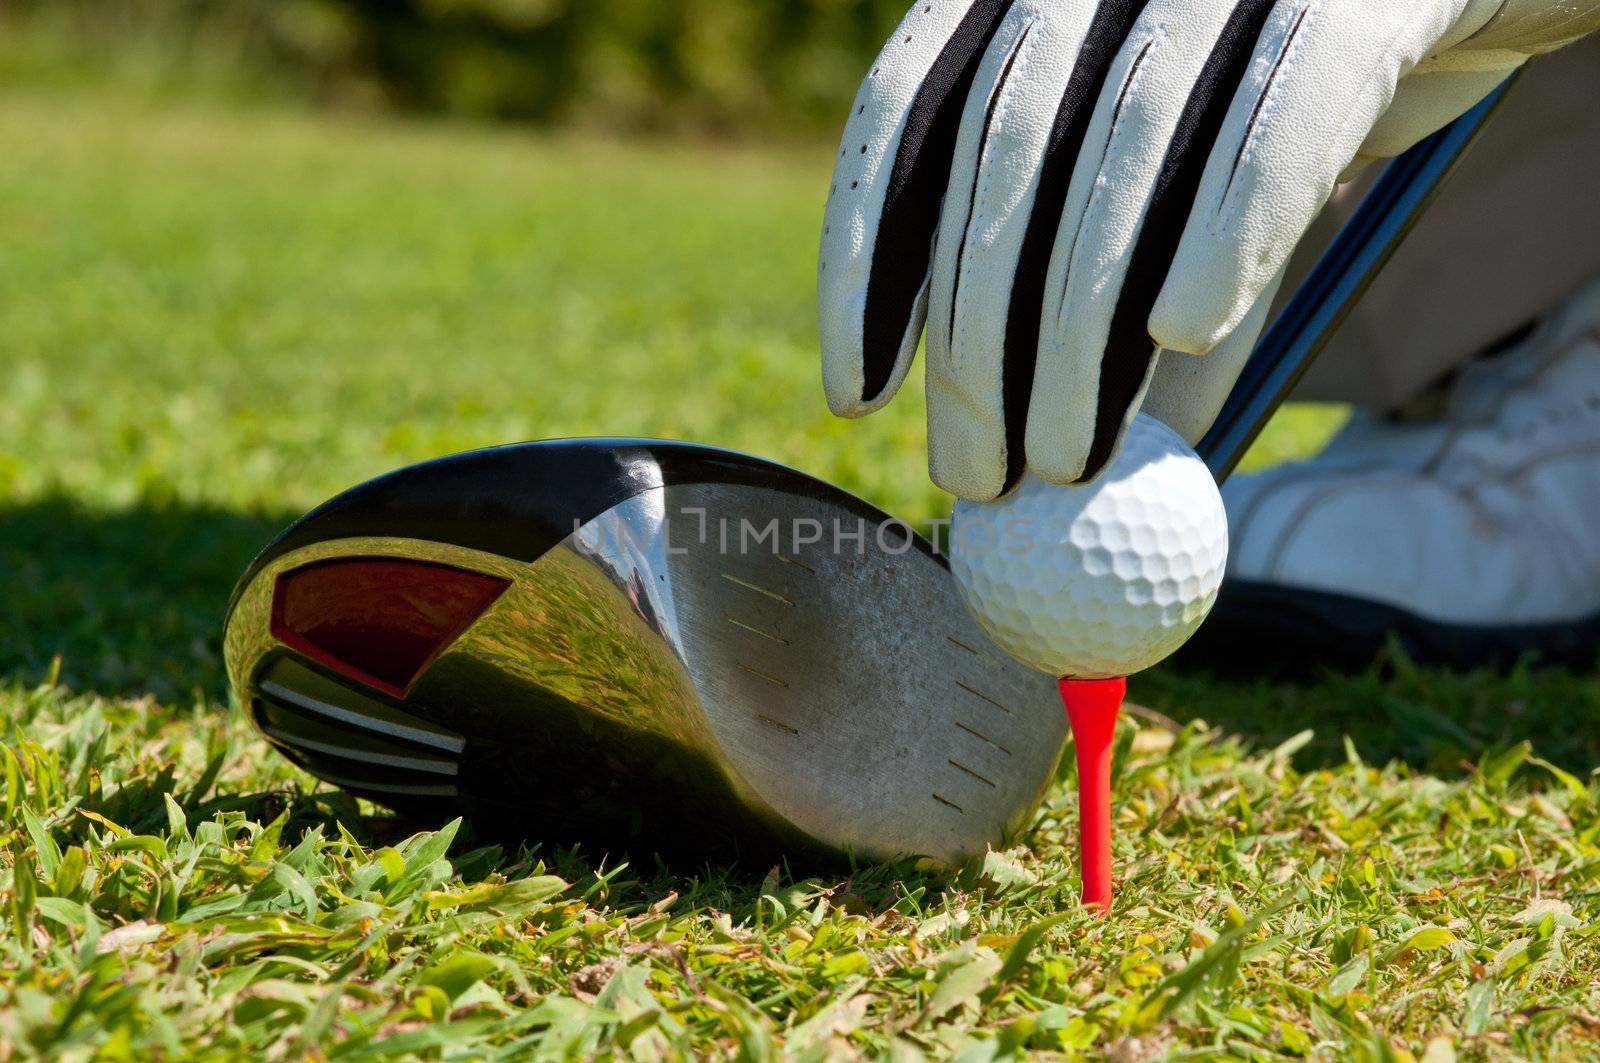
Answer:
[{"xmin": 948, "ymin": 413, "xmax": 1228, "ymax": 679}]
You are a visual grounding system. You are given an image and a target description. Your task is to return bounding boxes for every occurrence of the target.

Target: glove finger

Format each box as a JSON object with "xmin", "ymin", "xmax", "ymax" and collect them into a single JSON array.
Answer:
[
  {"xmin": 925, "ymin": 0, "xmax": 1151, "ymax": 501},
  {"xmin": 819, "ymin": 0, "xmax": 1014, "ymax": 418},
  {"xmin": 1029, "ymin": 0, "xmax": 1279, "ymax": 484},
  {"xmin": 1152, "ymin": 0, "xmax": 1468, "ymax": 356},
  {"xmin": 1356, "ymin": 60, "xmax": 1516, "ymax": 164},
  {"xmin": 1142, "ymin": 264, "xmax": 1286, "ymax": 446}
]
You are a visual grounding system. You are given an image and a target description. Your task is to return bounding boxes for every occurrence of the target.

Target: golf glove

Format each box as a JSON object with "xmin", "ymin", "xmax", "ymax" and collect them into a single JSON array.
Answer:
[{"xmin": 818, "ymin": 0, "xmax": 1600, "ymax": 500}]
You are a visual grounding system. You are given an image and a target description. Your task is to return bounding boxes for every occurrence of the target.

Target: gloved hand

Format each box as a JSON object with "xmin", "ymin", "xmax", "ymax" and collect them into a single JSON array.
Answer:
[{"xmin": 818, "ymin": 0, "xmax": 1600, "ymax": 501}]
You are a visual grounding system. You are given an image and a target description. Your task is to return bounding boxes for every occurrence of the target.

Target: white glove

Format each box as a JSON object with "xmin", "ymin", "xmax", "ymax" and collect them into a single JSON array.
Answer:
[{"xmin": 818, "ymin": 0, "xmax": 1600, "ymax": 501}]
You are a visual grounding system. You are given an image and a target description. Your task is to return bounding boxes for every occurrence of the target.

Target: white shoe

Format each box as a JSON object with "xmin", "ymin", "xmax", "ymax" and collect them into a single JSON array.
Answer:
[{"xmin": 1193, "ymin": 278, "xmax": 1600, "ymax": 670}]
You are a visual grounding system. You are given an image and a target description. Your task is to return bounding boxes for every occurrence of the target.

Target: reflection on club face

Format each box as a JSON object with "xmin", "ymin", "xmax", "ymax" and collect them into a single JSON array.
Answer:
[{"xmin": 224, "ymin": 438, "xmax": 1068, "ymax": 867}]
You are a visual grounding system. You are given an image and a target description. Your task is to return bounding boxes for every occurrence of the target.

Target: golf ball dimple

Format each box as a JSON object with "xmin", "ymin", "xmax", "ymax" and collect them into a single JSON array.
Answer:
[{"xmin": 949, "ymin": 414, "xmax": 1228, "ymax": 679}]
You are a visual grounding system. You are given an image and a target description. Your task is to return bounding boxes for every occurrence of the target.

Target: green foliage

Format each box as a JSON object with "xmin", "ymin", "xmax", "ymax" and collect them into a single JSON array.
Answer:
[
  {"xmin": 5, "ymin": 677, "xmax": 1600, "ymax": 1057},
  {"xmin": 0, "ymin": 0, "xmax": 913, "ymax": 133}
]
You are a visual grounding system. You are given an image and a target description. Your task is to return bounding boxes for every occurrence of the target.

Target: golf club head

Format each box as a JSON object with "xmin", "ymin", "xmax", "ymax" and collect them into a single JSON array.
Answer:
[{"xmin": 223, "ymin": 439, "xmax": 1067, "ymax": 867}]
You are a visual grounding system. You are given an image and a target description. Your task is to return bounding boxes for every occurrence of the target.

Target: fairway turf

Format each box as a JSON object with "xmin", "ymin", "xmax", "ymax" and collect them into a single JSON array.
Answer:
[{"xmin": 2, "ymin": 91, "xmax": 1599, "ymax": 1059}]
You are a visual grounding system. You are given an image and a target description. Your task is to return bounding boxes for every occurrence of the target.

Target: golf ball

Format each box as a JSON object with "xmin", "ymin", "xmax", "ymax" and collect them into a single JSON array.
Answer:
[{"xmin": 949, "ymin": 413, "xmax": 1228, "ymax": 679}]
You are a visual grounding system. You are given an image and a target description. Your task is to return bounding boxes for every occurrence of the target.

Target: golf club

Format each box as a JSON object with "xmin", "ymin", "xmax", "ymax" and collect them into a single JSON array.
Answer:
[{"xmin": 223, "ymin": 440, "xmax": 1066, "ymax": 865}]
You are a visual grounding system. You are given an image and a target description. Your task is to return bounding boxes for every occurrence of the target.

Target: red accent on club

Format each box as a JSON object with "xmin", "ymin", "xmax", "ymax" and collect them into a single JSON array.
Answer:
[
  {"xmin": 270, "ymin": 558, "xmax": 510, "ymax": 698},
  {"xmin": 1058, "ymin": 676, "xmax": 1126, "ymax": 913}
]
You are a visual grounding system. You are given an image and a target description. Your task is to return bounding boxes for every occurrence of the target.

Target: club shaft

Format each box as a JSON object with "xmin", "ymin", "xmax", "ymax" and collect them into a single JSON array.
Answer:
[{"xmin": 1198, "ymin": 73, "xmax": 1523, "ymax": 483}]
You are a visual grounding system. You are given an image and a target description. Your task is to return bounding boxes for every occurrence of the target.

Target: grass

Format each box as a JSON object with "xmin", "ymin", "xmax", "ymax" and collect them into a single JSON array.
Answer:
[{"xmin": 2, "ymin": 89, "xmax": 1598, "ymax": 1059}]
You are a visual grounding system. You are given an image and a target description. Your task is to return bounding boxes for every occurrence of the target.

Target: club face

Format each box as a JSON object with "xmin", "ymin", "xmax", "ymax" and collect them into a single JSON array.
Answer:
[{"xmin": 224, "ymin": 439, "xmax": 1067, "ymax": 866}]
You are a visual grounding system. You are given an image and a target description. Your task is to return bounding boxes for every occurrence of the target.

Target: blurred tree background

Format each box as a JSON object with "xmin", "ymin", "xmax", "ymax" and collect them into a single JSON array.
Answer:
[{"xmin": 0, "ymin": 0, "xmax": 911, "ymax": 135}]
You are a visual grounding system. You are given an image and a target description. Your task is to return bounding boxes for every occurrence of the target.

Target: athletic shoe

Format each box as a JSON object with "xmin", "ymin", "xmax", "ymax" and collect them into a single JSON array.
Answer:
[{"xmin": 1189, "ymin": 278, "xmax": 1600, "ymax": 671}]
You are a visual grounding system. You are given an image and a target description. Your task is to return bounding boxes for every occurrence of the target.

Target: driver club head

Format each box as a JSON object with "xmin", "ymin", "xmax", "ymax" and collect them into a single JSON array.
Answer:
[{"xmin": 223, "ymin": 439, "xmax": 1066, "ymax": 867}]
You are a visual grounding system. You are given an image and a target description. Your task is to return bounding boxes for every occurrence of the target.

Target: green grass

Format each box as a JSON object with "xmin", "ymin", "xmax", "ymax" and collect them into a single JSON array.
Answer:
[{"xmin": 3, "ymin": 90, "xmax": 1599, "ymax": 1059}]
